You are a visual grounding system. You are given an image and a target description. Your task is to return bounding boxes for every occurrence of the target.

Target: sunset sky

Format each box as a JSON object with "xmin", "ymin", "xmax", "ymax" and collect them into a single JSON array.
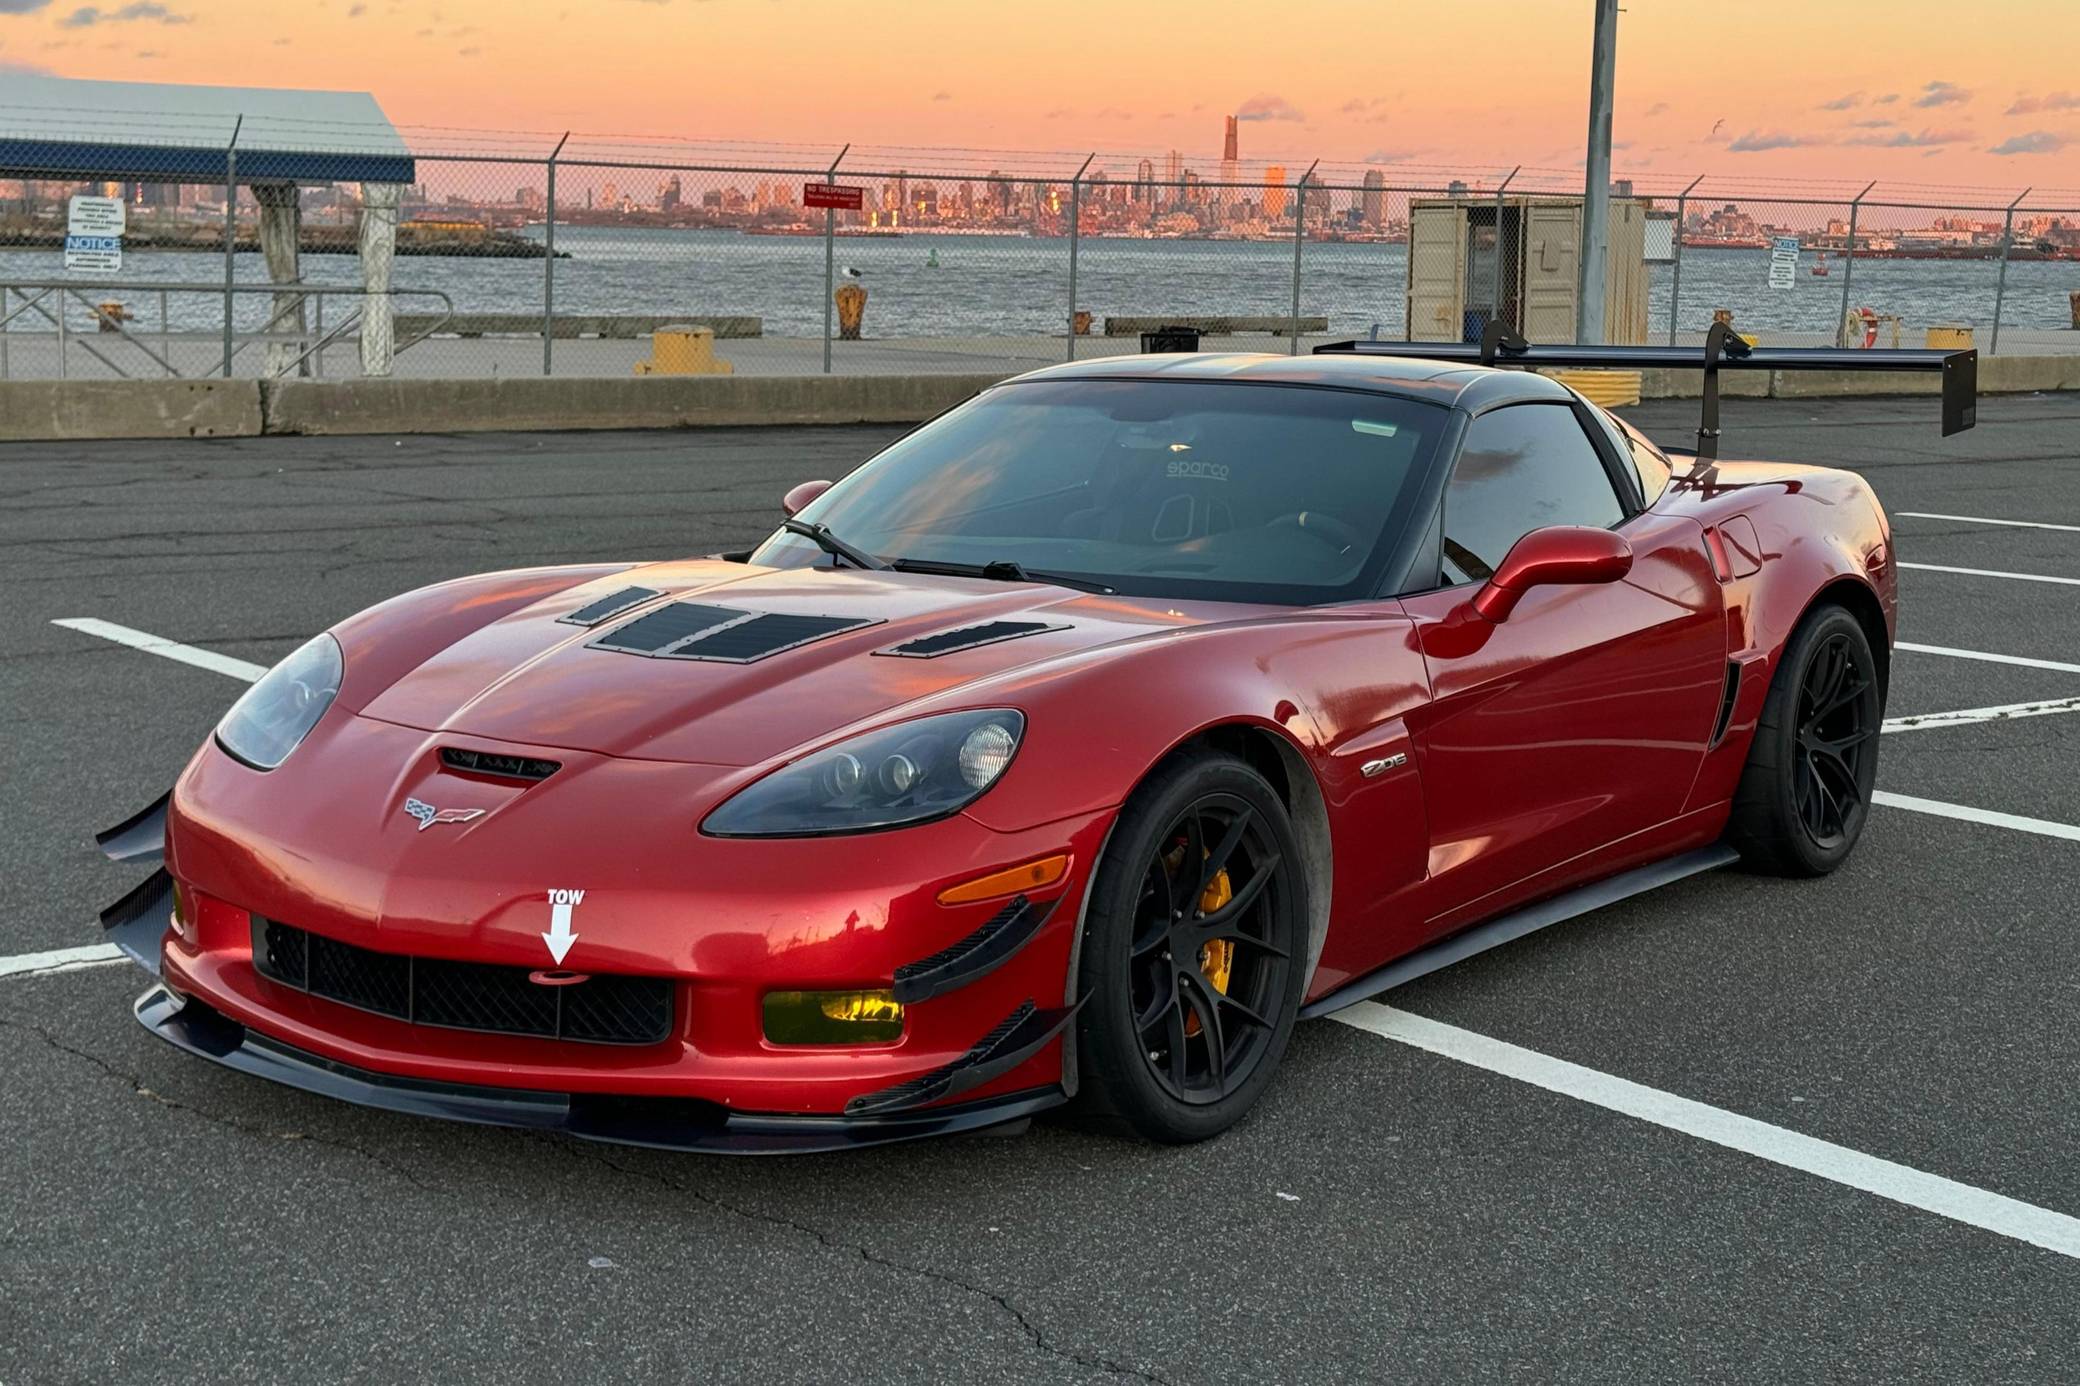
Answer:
[{"xmin": 3, "ymin": 0, "xmax": 2078, "ymax": 193}]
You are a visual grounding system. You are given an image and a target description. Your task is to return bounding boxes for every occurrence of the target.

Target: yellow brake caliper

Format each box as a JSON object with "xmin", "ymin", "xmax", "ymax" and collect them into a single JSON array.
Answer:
[{"xmin": 1165, "ymin": 843, "xmax": 1235, "ymax": 1037}]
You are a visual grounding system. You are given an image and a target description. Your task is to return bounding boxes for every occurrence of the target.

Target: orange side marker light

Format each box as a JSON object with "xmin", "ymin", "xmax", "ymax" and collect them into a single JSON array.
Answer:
[{"xmin": 936, "ymin": 854, "xmax": 1070, "ymax": 907}]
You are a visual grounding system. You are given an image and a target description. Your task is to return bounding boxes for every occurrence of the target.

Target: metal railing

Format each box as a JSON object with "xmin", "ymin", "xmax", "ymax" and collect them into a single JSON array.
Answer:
[{"xmin": 0, "ymin": 281, "xmax": 454, "ymax": 380}]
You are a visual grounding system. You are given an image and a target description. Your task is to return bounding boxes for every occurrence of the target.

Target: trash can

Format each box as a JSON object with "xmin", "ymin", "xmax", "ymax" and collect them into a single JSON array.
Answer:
[{"xmin": 1140, "ymin": 325, "xmax": 1201, "ymax": 353}]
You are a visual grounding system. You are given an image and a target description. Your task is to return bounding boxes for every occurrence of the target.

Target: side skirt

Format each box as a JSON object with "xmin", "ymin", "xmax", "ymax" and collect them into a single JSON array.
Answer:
[{"xmin": 1298, "ymin": 844, "xmax": 1739, "ymax": 1020}]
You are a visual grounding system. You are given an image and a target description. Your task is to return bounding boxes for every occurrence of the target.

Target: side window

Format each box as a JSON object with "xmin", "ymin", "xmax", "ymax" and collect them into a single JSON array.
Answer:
[
  {"xmin": 1622, "ymin": 426, "xmax": 1674, "ymax": 506},
  {"xmin": 1441, "ymin": 404, "xmax": 1625, "ymax": 583}
]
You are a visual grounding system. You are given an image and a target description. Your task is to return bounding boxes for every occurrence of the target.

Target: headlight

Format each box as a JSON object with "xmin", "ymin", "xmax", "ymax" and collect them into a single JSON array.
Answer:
[
  {"xmin": 214, "ymin": 633, "xmax": 342, "ymax": 770},
  {"xmin": 702, "ymin": 709, "xmax": 1025, "ymax": 838}
]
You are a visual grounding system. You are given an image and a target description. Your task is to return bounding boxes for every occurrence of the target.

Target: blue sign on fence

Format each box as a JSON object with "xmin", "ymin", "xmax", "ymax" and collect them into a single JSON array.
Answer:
[{"xmin": 63, "ymin": 233, "xmax": 123, "ymax": 271}]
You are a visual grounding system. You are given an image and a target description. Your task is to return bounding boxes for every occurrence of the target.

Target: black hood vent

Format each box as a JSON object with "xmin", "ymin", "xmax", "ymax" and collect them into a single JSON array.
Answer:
[
  {"xmin": 590, "ymin": 602, "xmax": 745, "ymax": 654},
  {"xmin": 559, "ymin": 585, "xmax": 662, "ymax": 627},
  {"xmin": 662, "ymin": 612, "xmax": 879, "ymax": 663},
  {"xmin": 440, "ymin": 747, "xmax": 561, "ymax": 782},
  {"xmin": 590, "ymin": 602, "xmax": 878, "ymax": 663},
  {"xmin": 881, "ymin": 620, "xmax": 1067, "ymax": 659}
]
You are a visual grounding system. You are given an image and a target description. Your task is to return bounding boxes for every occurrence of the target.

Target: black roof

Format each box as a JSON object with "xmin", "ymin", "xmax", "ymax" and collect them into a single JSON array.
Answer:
[{"xmin": 1002, "ymin": 351, "xmax": 1575, "ymax": 412}]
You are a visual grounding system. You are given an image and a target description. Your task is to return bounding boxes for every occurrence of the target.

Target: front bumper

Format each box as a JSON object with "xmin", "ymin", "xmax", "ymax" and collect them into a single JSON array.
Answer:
[
  {"xmin": 134, "ymin": 985, "xmax": 1067, "ymax": 1154},
  {"xmin": 96, "ymin": 744, "xmax": 1106, "ymax": 1150}
]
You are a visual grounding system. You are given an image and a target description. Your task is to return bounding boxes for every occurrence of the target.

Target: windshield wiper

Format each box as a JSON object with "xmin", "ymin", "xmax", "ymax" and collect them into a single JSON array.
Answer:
[
  {"xmin": 782, "ymin": 518, "xmax": 887, "ymax": 571},
  {"xmin": 889, "ymin": 557, "xmax": 1115, "ymax": 595}
]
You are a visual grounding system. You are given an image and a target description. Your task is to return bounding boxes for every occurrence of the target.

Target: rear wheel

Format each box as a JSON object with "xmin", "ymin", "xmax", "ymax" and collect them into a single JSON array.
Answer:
[
  {"xmin": 1071, "ymin": 751, "xmax": 1306, "ymax": 1143},
  {"xmin": 1728, "ymin": 605, "xmax": 1882, "ymax": 876}
]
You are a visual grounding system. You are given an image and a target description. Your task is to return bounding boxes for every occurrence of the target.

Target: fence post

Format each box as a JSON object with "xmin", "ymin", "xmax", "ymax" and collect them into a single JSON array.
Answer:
[
  {"xmin": 1990, "ymin": 186, "xmax": 2028, "ymax": 356},
  {"xmin": 1836, "ymin": 180, "xmax": 1874, "ymax": 342},
  {"xmin": 1290, "ymin": 160, "xmax": 1318, "ymax": 355},
  {"xmin": 222, "ymin": 114, "xmax": 243, "ymax": 379},
  {"xmin": 822, "ymin": 144, "xmax": 848, "ymax": 375},
  {"xmin": 1065, "ymin": 153, "xmax": 1093, "ymax": 362},
  {"xmin": 1668, "ymin": 173, "xmax": 1702, "ymax": 345},
  {"xmin": 543, "ymin": 132, "xmax": 568, "ymax": 376},
  {"xmin": 1491, "ymin": 166, "xmax": 1520, "ymax": 332}
]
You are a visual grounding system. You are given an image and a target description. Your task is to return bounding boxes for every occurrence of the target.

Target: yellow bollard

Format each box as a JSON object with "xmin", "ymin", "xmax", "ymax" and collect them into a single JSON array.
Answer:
[
  {"xmin": 835, "ymin": 282, "xmax": 868, "ymax": 341},
  {"xmin": 633, "ymin": 324, "xmax": 734, "ymax": 376}
]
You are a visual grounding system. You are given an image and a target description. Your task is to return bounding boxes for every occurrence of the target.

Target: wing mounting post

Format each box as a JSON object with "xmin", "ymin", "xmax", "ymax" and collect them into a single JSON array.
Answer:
[
  {"xmin": 1696, "ymin": 320, "xmax": 1752, "ymax": 463},
  {"xmin": 1479, "ymin": 320, "xmax": 1529, "ymax": 367}
]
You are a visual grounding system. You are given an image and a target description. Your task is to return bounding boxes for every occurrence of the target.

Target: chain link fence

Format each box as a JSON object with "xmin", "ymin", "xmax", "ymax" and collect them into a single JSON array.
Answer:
[{"xmin": 4, "ymin": 121, "xmax": 2078, "ymax": 381}]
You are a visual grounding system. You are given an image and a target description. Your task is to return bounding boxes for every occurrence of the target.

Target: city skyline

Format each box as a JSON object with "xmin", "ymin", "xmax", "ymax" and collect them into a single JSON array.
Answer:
[{"xmin": 1, "ymin": 1, "xmax": 2077, "ymax": 190}]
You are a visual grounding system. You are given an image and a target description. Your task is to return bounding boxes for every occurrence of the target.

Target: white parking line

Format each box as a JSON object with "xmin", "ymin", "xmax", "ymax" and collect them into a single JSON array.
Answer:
[
  {"xmin": 0, "ymin": 943, "xmax": 125, "ymax": 980},
  {"xmin": 51, "ymin": 618, "xmax": 268, "ymax": 683},
  {"xmin": 1873, "ymin": 791, "xmax": 2080, "ymax": 844},
  {"xmin": 1897, "ymin": 642, "xmax": 2080, "ymax": 676},
  {"xmin": 1884, "ymin": 696, "xmax": 2080, "ymax": 733},
  {"xmin": 1897, "ymin": 562, "xmax": 2080, "ymax": 588},
  {"xmin": 1896, "ymin": 512, "xmax": 2080, "ymax": 534},
  {"xmin": 1333, "ymin": 1002, "xmax": 2080, "ymax": 1261}
]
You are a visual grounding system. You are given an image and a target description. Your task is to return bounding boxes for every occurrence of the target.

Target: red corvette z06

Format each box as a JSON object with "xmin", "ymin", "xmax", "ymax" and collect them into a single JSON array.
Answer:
[{"xmin": 95, "ymin": 333, "xmax": 1976, "ymax": 1152}]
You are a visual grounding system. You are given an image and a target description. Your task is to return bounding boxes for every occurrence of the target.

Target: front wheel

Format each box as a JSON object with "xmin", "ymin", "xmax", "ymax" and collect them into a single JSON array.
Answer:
[
  {"xmin": 1728, "ymin": 604, "xmax": 1883, "ymax": 876},
  {"xmin": 1071, "ymin": 751, "xmax": 1307, "ymax": 1143}
]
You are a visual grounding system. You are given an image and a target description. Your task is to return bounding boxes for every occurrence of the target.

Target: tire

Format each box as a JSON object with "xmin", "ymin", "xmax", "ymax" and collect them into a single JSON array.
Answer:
[
  {"xmin": 1728, "ymin": 604, "xmax": 1883, "ymax": 877},
  {"xmin": 1071, "ymin": 750, "xmax": 1308, "ymax": 1143}
]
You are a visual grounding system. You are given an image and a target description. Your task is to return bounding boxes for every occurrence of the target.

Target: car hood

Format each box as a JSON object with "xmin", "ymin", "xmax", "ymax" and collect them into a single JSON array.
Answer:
[{"xmin": 355, "ymin": 560, "xmax": 1241, "ymax": 766}]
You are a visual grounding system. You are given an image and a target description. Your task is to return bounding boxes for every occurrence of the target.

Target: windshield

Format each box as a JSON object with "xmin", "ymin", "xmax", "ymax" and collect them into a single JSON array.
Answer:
[{"xmin": 749, "ymin": 379, "xmax": 1447, "ymax": 605}]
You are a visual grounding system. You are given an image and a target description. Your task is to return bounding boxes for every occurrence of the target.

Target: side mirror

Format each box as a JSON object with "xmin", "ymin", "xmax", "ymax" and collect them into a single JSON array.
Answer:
[
  {"xmin": 1471, "ymin": 525, "xmax": 1633, "ymax": 622},
  {"xmin": 781, "ymin": 479, "xmax": 833, "ymax": 518}
]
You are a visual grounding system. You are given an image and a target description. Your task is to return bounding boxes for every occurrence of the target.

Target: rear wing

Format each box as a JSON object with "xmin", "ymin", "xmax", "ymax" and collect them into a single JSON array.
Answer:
[{"xmin": 1315, "ymin": 323, "xmax": 1976, "ymax": 461}]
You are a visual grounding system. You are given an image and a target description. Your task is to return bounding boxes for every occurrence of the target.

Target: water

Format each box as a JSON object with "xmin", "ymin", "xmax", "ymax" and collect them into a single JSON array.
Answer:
[{"xmin": 5, "ymin": 225, "xmax": 2075, "ymax": 343}]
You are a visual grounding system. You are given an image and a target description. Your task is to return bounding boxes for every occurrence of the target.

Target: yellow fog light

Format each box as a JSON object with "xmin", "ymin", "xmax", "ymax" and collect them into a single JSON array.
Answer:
[{"xmin": 763, "ymin": 989, "xmax": 906, "ymax": 1045}]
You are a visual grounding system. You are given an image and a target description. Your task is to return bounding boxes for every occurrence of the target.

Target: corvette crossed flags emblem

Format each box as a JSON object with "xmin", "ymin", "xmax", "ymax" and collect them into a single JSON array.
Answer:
[{"xmin": 403, "ymin": 797, "xmax": 485, "ymax": 832}]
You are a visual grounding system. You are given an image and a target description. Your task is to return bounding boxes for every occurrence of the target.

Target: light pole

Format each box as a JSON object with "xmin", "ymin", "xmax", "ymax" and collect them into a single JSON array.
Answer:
[{"xmin": 1578, "ymin": 0, "xmax": 1618, "ymax": 344}]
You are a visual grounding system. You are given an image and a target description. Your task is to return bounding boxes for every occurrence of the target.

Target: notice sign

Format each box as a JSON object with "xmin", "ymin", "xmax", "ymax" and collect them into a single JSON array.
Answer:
[
  {"xmin": 1767, "ymin": 234, "xmax": 1800, "ymax": 291},
  {"xmin": 65, "ymin": 194, "xmax": 126, "ymax": 272},
  {"xmin": 803, "ymin": 182, "xmax": 865, "ymax": 211}
]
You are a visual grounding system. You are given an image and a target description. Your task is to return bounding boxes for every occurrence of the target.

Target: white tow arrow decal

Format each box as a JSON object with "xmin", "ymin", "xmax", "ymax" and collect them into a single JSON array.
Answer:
[{"xmin": 542, "ymin": 887, "xmax": 585, "ymax": 965}]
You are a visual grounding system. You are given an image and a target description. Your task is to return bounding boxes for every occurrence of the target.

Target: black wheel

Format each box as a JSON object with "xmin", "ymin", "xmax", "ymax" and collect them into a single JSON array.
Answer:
[
  {"xmin": 1728, "ymin": 605, "xmax": 1883, "ymax": 876},
  {"xmin": 1071, "ymin": 751, "xmax": 1306, "ymax": 1143}
]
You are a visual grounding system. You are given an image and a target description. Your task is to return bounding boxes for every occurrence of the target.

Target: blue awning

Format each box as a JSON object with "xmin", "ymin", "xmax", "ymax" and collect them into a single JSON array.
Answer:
[{"xmin": 0, "ymin": 76, "xmax": 415, "ymax": 186}]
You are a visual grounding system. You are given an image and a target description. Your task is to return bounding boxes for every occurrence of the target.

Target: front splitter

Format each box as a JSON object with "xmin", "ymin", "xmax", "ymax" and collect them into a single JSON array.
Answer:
[{"xmin": 132, "ymin": 986, "xmax": 1065, "ymax": 1155}]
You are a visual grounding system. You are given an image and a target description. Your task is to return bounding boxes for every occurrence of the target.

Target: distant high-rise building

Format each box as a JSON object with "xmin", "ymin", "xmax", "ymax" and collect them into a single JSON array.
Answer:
[
  {"xmin": 1264, "ymin": 165, "xmax": 1287, "ymax": 220},
  {"xmin": 1223, "ymin": 116, "xmax": 1239, "ymax": 163},
  {"xmin": 1362, "ymin": 169, "xmax": 1385, "ymax": 226},
  {"xmin": 1135, "ymin": 158, "xmax": 1154, "ymax": 205},
  {"xmin": 1219, "ymin": 116, "xmax": 1239, "ymax": 200}
]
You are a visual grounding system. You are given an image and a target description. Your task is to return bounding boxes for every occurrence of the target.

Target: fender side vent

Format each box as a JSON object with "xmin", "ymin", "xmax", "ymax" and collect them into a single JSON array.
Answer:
[
  {"xmin": 660, "ymin": 612, "xmax": 879, "ymax": 663},
  {"xmin": 439, "ymin": 747, "xmax": 561, "ymax": 782},
  {"xmin": 591, "ymin": 602, "xmax": 746, "ymax": 654},
  {"xmin": 559, "ymin": 585, "xmax": 662, "ymax": 627},
  {"xmin": 879, "ymin": 620, "xmax": 1067, "ymax": 659},
  {"xmin": 1710, "ymin": 661, "xmax": 1742, "ymax": 747}
]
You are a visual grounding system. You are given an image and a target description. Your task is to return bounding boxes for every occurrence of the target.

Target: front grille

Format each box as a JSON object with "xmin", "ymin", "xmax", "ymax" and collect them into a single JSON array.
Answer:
[{"xmin": 252, "ymin": 918, "xmax": 673, "ymax": 1046}]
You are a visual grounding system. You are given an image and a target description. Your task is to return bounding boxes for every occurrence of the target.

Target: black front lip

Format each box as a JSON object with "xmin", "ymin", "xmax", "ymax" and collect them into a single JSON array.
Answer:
[{"xmin": 133, "ymin": 987, "xmax": 1066, "ymax": 1155}]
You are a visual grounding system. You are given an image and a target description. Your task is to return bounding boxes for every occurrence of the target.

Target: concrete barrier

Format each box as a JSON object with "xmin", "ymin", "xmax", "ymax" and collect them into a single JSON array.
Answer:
[
  {"xmin": 0, "ymin": 379, "xmax": 262, "ymax": 441},
  {"xmin": 1637, "ymin": 368, "xmax": 1771, "ymax": 401},
  {"xmin": 260, "ymin": 373, "xmax": 1013, "ymax": 436},
  {"xmin": 393, "ymin": 314, "xmax": 764, "ymax": 340},
  {"xmin": 6, "ymin": 355, "xmax": 2079, "ymax": 444}
]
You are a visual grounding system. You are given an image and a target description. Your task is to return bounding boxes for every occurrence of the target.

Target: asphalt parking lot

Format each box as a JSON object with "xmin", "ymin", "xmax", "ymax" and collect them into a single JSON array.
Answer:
[{"xmin": 3, "ymin": 394, "xmax": 2077, "ymax": 1384}]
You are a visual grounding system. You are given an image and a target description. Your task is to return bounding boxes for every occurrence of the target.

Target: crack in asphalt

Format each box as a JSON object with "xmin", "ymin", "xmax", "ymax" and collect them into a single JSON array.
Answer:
[
  {"xmin": 0, "ymin": 1010, "xmax": 1166, "ymax": 1382},
  {"xmin": 552, "ymin": 1140, "xmax": 1174, "ymax": 1386},
  {"xmin": 0, "ymin": 1014, "xmax": 446, "ymax": 1194}
]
